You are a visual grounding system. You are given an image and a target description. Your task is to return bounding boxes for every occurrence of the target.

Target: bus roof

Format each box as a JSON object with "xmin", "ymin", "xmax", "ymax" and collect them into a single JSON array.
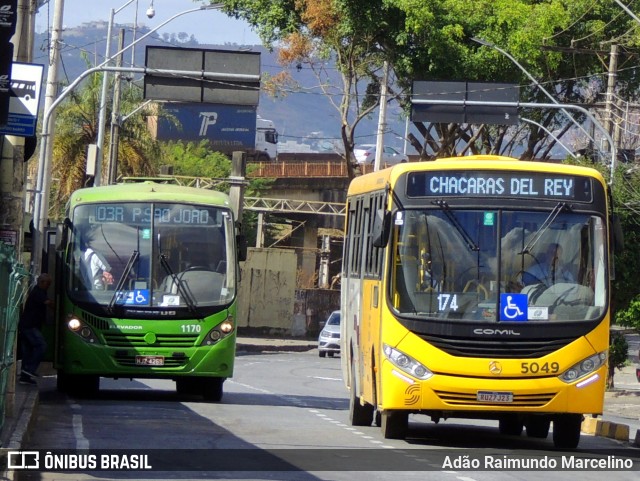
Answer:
[
  {"xmin": 67, "ymin": 181, "xmax": 232, "ymax": 208},
  {"xmin": 347, "ymin": 155, "xmax": 607, "ymax": 196}
]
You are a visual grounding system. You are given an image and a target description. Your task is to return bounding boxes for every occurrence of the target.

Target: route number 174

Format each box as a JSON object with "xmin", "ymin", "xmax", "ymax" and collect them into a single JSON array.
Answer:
[{"xmin": 437, "ymin": 294, "xmax": 459, "ymax": 311}]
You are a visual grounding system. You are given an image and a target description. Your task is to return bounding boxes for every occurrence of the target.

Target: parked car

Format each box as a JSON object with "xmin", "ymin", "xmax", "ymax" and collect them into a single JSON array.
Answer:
[
  {"xmin": 353, "ymin": 144, "xmax": 408, "ymax": 166},
  {"xmin": 318, "ymin": 310, "xmax": 341, "ymax": 357}
]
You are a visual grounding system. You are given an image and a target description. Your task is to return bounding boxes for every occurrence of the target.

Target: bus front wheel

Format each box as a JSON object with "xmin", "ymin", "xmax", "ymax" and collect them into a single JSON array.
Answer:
[
  {"xmin": 57, "ymin": 371, "xmax": 99, "ymax": 398},
  {"xmin": 202, "ymin": 377, "xmax": 224, "ymax": 402},
  {"xmin": 381, "ymin": 411, "xmax": 408, "ymax": 439},
  {"xmin": 499, "ymin": 415, "xmax": 523, "ymax": 436},
  {"xmin": 552, "ymin": 414, "xmax": 582, "ymax": 449}
]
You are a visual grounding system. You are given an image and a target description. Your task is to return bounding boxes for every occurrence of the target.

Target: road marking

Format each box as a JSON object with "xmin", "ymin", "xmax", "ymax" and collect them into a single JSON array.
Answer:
[
  {"xmin": 69, "ymin": 403, "xmax": 89, "ymax": 450},
  {"xmin": 309, "ymin": 376, "xmax": 342, "ymax": 381}
]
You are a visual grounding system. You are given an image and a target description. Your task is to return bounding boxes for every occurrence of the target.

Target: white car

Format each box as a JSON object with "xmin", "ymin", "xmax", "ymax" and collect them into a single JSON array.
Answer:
[
  {"xmin": 353, "ymin": 144, "xmax": 408, "ymax": 166},
  {"xmin": 318, "ymin": 310, "xmax": 341, "ymax": 357}
]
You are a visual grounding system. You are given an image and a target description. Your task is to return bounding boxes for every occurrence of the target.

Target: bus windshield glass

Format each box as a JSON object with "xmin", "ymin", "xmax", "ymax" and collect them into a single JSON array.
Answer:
[
  {"xmin": 391, "ymin": 208, "xmax": 606, "ymax": 323},
  {"xmin": 67, "ymin": 202, "xmax": 236, "ymax": 309}
]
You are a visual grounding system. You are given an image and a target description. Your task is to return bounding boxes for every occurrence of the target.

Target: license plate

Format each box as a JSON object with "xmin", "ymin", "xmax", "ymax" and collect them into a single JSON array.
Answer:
[
  {"xmin": 135, "ymin": 355, "xmax": 164, "ymax": 366},
  {"xmin": 477, "ymin": 391, "xmax": 513, "ymax": 403}
]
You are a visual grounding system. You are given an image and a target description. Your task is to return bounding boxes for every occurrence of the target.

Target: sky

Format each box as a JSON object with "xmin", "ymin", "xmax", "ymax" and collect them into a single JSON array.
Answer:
[{"xmin": 35, "ymin": 0, "xmax": 262, "ymax": 46}]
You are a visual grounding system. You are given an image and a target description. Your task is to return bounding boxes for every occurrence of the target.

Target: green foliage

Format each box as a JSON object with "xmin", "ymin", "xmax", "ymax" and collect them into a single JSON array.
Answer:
[
  {"xmin": 48, "ymin": 55, "xmax": 161, "ymax": 220},
  {"xmin": 161, "ymin": 141, "xmax": 232, "ymax": 181},
  {"xmin": 609, "ymin": 332, "xmax": 629, "ymax": 371}
]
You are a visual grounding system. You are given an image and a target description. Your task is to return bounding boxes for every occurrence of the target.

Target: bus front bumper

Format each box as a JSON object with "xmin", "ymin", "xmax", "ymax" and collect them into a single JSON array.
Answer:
[{"xmin": 380, "ymin": 361, "xmax": 606, "ymax": 416}]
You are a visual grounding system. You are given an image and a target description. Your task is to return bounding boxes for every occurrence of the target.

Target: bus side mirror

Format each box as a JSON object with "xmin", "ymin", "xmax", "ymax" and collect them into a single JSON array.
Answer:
[
  {"xmin": 236, "ymin": 234, "xmax": 248, "ymax": 262},
  {"xmin": 56, "ymin": 218, "xmax": 72, "ymax": 251},
  {"xmin": 612, "ymin": 215, "xmax": 624, "ymax": 253},
  {"xmin": 372, "ymin": 210, "xmax": 391, "ymax": 248}
]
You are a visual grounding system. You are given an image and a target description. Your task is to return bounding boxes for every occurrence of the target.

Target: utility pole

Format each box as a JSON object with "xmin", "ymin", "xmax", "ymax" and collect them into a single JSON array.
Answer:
[
  {"xmin": 603, "ymin": 44, "xmax": 618, "ymax": 154},
  {"xmin": 107, "ymin": 28, "xmax": 125, "ymax": 185},
  {"xmin": 32, "ymin": 0, "xmax": 63, "ymax": 275},
  {"xmin": 374, "ymin": 61, "xmax": 389, "ymax": 172}
]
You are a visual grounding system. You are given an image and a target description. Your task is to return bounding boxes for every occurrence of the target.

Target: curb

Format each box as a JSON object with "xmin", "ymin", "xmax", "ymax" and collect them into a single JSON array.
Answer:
[
  {"xmin": 0, "ymin": 387, "xmax": 39, "ymax": 481},
  {"xmin": 582, "ymin": 416, "xmax": 640, "ymax": 446},
  {"xmin": 236, "ymin": 343, "xmax": 316, "ymax": 353}
]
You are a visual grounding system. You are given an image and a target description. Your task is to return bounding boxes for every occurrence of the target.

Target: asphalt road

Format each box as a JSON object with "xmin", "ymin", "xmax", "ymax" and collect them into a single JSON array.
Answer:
[{"xmin": 15, "ymin": 350, "xmax": 640, "ymax": 480}]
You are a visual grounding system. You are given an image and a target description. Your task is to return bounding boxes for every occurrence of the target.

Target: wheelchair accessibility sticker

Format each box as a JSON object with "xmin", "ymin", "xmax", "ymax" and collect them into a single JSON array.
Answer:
[
  {"xmin": 116, "ymin": 289, "xmax": 150, "ymax": 306},
  {"xmin": 500, "ymin": 293, "xmax": 527, "ymax": 321}
]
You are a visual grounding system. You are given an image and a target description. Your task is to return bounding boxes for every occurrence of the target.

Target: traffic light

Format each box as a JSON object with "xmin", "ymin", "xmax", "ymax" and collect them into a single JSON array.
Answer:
[{"xmin": 0, "ymin": 0, "xmax": 17, "ymax": 126}]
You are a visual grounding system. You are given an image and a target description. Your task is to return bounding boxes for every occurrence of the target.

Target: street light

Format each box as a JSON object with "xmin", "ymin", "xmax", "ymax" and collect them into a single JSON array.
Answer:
[
  {"xmin": 95, "ymin": 0, "xmax": 151, "ymax": 188},
  {"xmin": 32, "ymin": 3, "xmax": 223, "ymax": 275},
  {"xmin": 520, "ymin": 117, "xmax": 577, "ymax": 160},
  {"xmin": 470, "ymin": 37, "xmax": 596, "ymax": 147}
]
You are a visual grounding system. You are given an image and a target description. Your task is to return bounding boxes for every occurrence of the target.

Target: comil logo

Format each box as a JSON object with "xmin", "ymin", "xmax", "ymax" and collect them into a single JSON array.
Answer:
[{"xmin": 7, "ymin": 451, "xmax": 39, "ymax": 469}]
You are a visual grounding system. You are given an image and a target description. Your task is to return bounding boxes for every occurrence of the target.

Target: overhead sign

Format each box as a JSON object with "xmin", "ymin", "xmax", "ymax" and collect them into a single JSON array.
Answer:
[
  {"xmin": 144, "ymin": 46, "xmax": 261, "ymax": 106},
  {"xmin": 0, "ymin": 62, "xmax": 44, "ymax": 137},
  {"xmin": 411, "ymin": 81, "xmax": 519, "ymax": 125}
]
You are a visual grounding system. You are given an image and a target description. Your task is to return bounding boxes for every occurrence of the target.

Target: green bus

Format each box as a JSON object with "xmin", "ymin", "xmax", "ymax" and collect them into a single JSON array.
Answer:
[{"xmin": 51, "ymin": 180, "xmax": 246, "ymax": 401}]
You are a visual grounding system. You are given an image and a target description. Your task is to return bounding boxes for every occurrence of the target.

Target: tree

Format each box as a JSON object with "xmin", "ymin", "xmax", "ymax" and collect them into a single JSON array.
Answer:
[
  {"xmin": 48, "ymin": 57, "xmax": 161, "ymax": 219},
  {"xmin": 160, "ymin": 140, "xmax": 276, "ymax": 247},
  {"xmin": 221, "ymin": 0, "xmax": 640, "ymax": 162},
  {"xmin": 607, "ymin": 331, "xmax": 629, "ymax": 389}
]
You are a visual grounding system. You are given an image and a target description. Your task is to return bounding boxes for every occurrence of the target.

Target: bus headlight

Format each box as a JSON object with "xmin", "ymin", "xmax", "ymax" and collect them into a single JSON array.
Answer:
[
  {"xmin": 66, "ymin": 315, "xmax": 98, "ymax": 343},
  {"xmin": 201, "ymin": 316, "xmax": 235, "ymax": 346},
  {"xmin": 68, "ymin": 317, "xmax": 82, "ymax": 331},
  {"xmin": 559, "ymin": 352, "xmax": 607, "ymax": 383},
  {"xmin": 383, "ymin": 343, "xmax": 433, "ymax": 380}
]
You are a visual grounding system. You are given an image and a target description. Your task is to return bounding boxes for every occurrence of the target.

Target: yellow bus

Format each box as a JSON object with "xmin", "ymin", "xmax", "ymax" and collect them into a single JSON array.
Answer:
[{"xmin": 341, "ymin": 155, "xmax": 619, "ymax": 449}]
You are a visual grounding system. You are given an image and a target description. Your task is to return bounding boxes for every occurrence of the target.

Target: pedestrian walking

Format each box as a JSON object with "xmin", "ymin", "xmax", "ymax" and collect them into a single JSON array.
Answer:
[{"xmin": 18, "ymin": 273, "xmax": 53, "ymax": 385}]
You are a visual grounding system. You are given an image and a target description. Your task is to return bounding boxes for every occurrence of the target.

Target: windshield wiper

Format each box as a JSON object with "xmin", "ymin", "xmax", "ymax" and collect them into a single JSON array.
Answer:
[
  {"xmin": 519, "ymin": 202, "xmax": 570, "ymax": 255},
  {"xmin": 159, "ymin": 253, "xmax": 198, "ymax": 314},
  {"xmin": 108, "ymin": 250, "xmax": 139, "ymax": 312},
  {"xmin": 432, "ymin": 200, "xmax": 479, "ymax": 251}
]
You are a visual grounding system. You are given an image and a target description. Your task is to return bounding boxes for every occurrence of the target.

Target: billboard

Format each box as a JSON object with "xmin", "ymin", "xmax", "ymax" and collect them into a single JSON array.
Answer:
[
  {"xmin": 411, "ymin": 81, "xmax": 519, "ymax": 125},
  {"xmin": 154, "ymin": 103, "xmax": 257, "ymax": 151},
  {"xmin": 144, "ymin": 47, "xmax": 261, "ymax": 106}
]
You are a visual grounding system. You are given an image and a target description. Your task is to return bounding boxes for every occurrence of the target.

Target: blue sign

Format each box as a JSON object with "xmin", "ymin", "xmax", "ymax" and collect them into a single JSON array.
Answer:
[
  {"xmin": 155, "ymin": 103, "xmax": 257, "ymax": 150},
  {"xmin": 500, "ymin": 293, "xmax": 528, "ymax": 322},
  {"xmin": 0, "ymin": 62, "xmax": 44, "ymax": 137},
  {"xmin": 116, "ymin": 289, "xmax": 150, "ymax": 306}
]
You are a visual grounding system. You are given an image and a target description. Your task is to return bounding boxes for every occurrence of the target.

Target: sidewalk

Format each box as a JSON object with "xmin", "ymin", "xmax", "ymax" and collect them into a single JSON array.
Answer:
[{"xmin": 1, "ymin": 335, "xmax": 638, "ymax": 473}]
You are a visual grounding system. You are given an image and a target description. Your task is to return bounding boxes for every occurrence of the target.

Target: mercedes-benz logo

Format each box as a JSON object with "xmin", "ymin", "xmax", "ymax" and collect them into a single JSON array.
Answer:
[{"xmin": 489, "ymin": 360, "xmax": 502, "ymax": 375}]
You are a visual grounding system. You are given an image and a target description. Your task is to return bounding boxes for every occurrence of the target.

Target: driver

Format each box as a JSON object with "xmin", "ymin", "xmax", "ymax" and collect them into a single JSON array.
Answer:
[{"xmin": 522, "ymin": 242, "xmax": 574, "ymax": 288}]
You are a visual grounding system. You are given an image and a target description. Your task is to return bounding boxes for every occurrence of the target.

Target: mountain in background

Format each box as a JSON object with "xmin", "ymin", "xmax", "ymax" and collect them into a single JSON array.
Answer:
[{"xmin": 33, "ymin": 22, "xmax": 409, "ymax": 154}]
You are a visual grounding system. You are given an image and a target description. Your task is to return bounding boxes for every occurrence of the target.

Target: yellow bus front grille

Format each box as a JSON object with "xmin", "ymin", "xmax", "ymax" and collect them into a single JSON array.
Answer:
[{"xmin": 434, "ymin": 390, "xmax": 556, "ymax": 407}]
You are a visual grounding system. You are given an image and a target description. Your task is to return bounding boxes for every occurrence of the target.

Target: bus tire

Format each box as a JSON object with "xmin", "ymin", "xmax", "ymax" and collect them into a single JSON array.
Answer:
[
  {"xmin": 499, "ymin": 415, "xmax": 523, "ymax": 435},
  {"xmin": 552, "ymin": 414, "xmax": 582, "ymax": 449},
  {"xmin": 176, "ymin": 377, "xmax": 200, "ymax": 395},
  {"xmin": 319, "ymin": 351, "xmax": 326, "ymax": 358},
  {"xmin": 349, "ymin": 363, "xmax": 374, "ymax": 426},
  {"xmin": 61, "ymin": 373, "xmax": 99, "ymax": 398},
  {"xmin": 525, "ymin": 417, "xmax": 551, "ymax": 438},
  {"xmin": 202, "ymin": 377, "xmax": 224, "ymax": 402},
  {"xmin": 381, "ymin": 411, "xmax": 408, "ymax": 439}
]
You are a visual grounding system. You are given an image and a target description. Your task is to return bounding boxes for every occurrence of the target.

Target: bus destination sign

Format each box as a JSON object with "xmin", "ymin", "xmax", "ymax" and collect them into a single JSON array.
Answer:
[{"xmin": 407, "ymin": 171, "xmax": 593, "ymax": 202}]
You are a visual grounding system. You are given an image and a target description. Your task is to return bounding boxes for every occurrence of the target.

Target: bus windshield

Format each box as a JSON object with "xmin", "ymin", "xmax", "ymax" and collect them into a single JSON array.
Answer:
[
  {"xmin": 391, "ymin": 208, "xmax": 606, "ymax": 323},
  {"xmin": 67, "ymin": 202, "xmax": 236, "ymax": 309}
]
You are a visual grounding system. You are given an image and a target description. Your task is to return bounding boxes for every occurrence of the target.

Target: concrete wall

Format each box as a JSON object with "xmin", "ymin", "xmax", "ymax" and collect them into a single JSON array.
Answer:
[
  {"xmin": 237, "ymin": 247, "xmax": 340, "ymax": 337},
  {"xmin": 237, "ymin": 248, "xmax": 297, "ymax": 332}
]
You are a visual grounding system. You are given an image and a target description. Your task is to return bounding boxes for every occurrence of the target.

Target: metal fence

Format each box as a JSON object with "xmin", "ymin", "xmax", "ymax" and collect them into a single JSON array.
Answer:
[{"xmin": 0, "ymin": 243, "xmax": 29, "ymax": 431}]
